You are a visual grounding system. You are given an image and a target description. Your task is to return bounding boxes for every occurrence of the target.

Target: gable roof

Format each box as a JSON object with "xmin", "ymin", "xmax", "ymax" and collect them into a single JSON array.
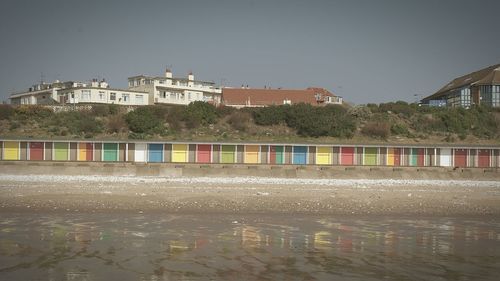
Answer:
[
  {"xmin": 423, "ymin": 63, "xmax": 500, "ymax": 101},
  {"xmin": 222, "ymin": 88, "xmax": 337, "ymax": 106}
]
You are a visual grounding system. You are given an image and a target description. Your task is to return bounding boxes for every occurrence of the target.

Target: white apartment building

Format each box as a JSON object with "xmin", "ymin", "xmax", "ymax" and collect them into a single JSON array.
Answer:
[
  {"xmin": 127, "ymin": 69, "xmax": 222, "ymax": 106},
  {"xmin": 9, "ymin": 79, "xmax": 148, "ymax": 106}
]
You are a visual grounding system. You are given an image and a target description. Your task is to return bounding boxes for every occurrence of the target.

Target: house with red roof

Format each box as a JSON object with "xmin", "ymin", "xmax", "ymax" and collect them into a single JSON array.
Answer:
[{"xmin": 222, "ymin": 87, "xmax": 342, "ymax": 108}]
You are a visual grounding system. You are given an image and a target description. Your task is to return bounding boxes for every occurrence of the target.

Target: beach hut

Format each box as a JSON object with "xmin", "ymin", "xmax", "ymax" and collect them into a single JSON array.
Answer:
[
  {"xmin": 103, "ymin": 143, "xmax": 118, "ymax": 162},
  {"xmin": 126, "ymin": 143, "xmax": 135, "ymax": 162},
  {"xmin": 387, "ymin": 148, "xmax": 401, "ymax": 166},
  {"xmin": 211, "ymin": 145, "xmax": 220, "ymax": 163},
  {"xmin": 417, "ymin": 148, "xmax": 425, "ymax": 166},
  {"xmin": 292, "ymin": 146, "xmax": 307, "ymax": 165},
  {"xmin": 196, "ymin": 144, "xmax": 212, "ymax": 163},
  {"xmin": 188, "ymin": 144, "xmax": 196, "ymax": 163},
  {"xmin": 163, "ymin": 144, "xmax": 172, "ymax": 162},
  {"xmin": 78, "ymin": 143, "xmax": 93, "ymax": 161},
  {"xmin": 53, "ymin": 142, "xmax": 69, "ymax": 161},
  {"xmin": 29, "ymin": 142, "xmax": 44, "ymax": 161},
  {"xmin": 379, "ymin": 147, "xmax": 387, "ymax": 166},
  {"xmin": 269, "ymin": 145, "xmax": 284, "ymax": 164},
  {"xmin": 3, "ymin": 141, "xmax": 19, "ymax": 160},
  {"xmin": 244, "ymin": 145, "xmax": 260, "ymax": 164},
  {"xmin": 19, "ymin": 142, "xmax": 27, "ymax": 160},
  {"xmin": 439, "ymin": 148, "xmax": 452, "ymax": 167},
  {"xmin": 364, "ymin": 147, "xmax": 377, "ymax": 165},
  {"xmin": 69, "ymin": 142, "xmax": 78, "ymax": 161},
  {"xmin": 478, "ymin": 149, "xmax": 491, "ymax": 168},
  {"xmin": 148, "ymin": 143, "xmax": 163, "ymax": 163},
  {"xmin": 454, "ymin": 149, "xmax": 467, "ymax": 167},
  {"xmin": 316, "ymin": 146, "xmax": 332, "ymax": 165},
  {"xmin": 409, "ymin": 148, "xmax": 418, "ymax": 166},
  {"xmin": 44, "ymin": 142, "xmax": 52, "ymax": 161},
  {"xmin": 260, "ymin": 145, "xmax": 269, "ymax": 164},
  {"xmin": 221, "ymin": 145, "xmax": 236, "ymax": 164},
  {"xmin": 133, "ymin": 143, "xmax": 146, "ymax": 162},
  {"xmin": 340, "ymin": 147, "xmax": 354, "ymax": 165},
  {"xmin": 172, "ymin": 144, "xmax": 188, "ymax": 163}
]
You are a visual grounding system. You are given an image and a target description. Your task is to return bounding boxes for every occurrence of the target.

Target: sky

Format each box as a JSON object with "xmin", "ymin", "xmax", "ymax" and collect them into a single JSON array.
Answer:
[{"xmin": 1, "ymin": 0, "xmax": 499, "ymax": 104}]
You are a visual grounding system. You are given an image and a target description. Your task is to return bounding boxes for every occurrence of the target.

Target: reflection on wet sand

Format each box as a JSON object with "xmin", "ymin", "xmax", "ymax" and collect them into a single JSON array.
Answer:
[{"xmin": 0, "ymin": 214, "xmax": 499, "ymax": 281}]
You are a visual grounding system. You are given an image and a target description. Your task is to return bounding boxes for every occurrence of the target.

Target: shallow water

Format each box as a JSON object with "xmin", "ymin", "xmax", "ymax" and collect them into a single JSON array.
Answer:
[{"xmin": 0, "ymin": 213, "xmax": 499, "ymax": 281}]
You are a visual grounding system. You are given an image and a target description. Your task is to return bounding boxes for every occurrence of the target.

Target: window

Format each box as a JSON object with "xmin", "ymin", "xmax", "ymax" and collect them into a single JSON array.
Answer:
[
  {"xmin": 161, "ymin": 91, "xmax": 166, "ymax": 98},
  {"xmin": 110, "ymin": 92, "xmax": 116, "ymax": 101},
  {"xmin": 135, "ymin": 95, "xmax": 144, "ymax": 104},
  {"xmin": 81, "ymin": 90, "xmax": 91, "ymax": 101},
  {"xmin": 122, "ymin": 94, "xmax": 129, "ymax": 102},
  {"xmin": 99, "ymin": 91, "xmax": 105, "ymax": 100}
]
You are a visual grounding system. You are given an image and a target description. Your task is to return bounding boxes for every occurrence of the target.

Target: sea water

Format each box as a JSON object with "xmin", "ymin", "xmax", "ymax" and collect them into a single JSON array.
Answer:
[{"xmin": 0, "ymin": 213, "xmax": 499, "ymax": 281}]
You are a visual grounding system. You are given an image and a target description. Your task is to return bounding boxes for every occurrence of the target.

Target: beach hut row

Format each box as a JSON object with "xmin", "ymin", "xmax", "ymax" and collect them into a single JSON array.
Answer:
[{"xmin": 1, "ymin": 140, "xmax": 499, "ymax": 168}]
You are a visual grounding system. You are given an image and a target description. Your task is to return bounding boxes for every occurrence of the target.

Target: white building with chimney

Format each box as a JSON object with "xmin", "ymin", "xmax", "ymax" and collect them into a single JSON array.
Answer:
[
  {"xmin": 127, "ymin": 69, "xmax": 222, "ymax": 106},
  {"xmin": 9, "ymin": 79, "xmax": 149, "ymax": 106}
]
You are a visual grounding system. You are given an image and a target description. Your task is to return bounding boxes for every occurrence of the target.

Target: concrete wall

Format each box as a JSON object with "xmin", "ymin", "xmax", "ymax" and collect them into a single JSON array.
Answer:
[{"xmin": 1, "ymin": 161, "xmax": 498, "ymax": 180}]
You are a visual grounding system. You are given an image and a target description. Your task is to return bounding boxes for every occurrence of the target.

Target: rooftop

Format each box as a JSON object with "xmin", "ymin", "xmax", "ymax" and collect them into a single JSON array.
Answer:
[
  {"xmin": 423, "ymin": 63, "xmax": 500, "ymax": 101},
  {"xmin": 222, "ymin": 87, "xmax": 338, "ymax": 106}
]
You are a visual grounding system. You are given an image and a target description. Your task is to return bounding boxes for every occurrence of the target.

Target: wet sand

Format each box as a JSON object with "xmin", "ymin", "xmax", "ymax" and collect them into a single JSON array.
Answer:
[{"xmin": 0, "ymin": 175, "xmax": 499, "ymax": 215}]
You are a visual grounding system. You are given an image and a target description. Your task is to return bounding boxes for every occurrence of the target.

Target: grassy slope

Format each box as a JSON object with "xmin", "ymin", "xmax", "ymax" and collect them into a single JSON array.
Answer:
[{"xmin": 0, "ymin": 104, "xmax": 499, "ymax": 145}]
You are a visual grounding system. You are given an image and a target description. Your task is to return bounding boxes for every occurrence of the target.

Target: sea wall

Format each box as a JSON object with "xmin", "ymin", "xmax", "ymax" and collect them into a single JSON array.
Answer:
[{"xmin": 1, "ymin": 161, "xmax": 499, "ymax": 180}]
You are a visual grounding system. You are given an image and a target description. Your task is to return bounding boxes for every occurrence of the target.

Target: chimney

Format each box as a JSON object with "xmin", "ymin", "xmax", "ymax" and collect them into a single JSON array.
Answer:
[
  {"xmin": 165, "ymin": 68, "xmax": 172, "ymax": 78},
  {"xmin": 188, "ymin": 71, "xmax": 194, "ymax": 81}
]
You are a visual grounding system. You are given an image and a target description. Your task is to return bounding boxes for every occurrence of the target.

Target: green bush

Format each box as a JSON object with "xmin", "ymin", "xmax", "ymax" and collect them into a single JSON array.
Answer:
[
  {"xmin": 361, "ymin": 121, "xmax": 390, "ymax": 139},
  {"xmin": 0, "ymin": 105, "xmax": 15, "ymax": 120},
  {"xmin": 253, "ymin": 105, "xmax": 287, "ymax": 126},
  {"xmin": 227, "ymin": 111, "xmax": 251, "ymax": 131},
  {"xmin": 14, "ymin": 105, "xmax": 53, "ymax": 120},
  {"xmin": 148, "ymin": 105, "xmax": 172, "ymax": 119},
  {"xmin": 378, "ymin": 101, "xmax": 417, "ymax": 117},
  {"xmin": 216, "ymin": 105, "xmax": 236, "ymax": 117},
  {"xmin": 469, "ymin": 106, "xmax": 498, "ymax": 138},
  {"xmin": 165, "ymin": 106, "xmax": 184, "ymax": 131},
  {"xmin": 106, "ymin": 114, "xmax": 128, "ymax": 133},
  {"xmin": 282, "ymin": 104, "xmax": 356, "ymax": 138},
  {"xmin": 45, "ymin": 111, "xmax": 103, "ymax": 137},
  {"xmin": 390, "ymin": 123, "xmax": 409, "ymax": 136},
  {"xmin": 183, "ymin": 101, "xmax": 218, "ymax": 129},
  {"xmin": 125, "ymin": 107, "xmax": 163, "ymax": 134},
  {"xmin": 92, "ymin": 104, "xmax": 111, "ymax": 116}
]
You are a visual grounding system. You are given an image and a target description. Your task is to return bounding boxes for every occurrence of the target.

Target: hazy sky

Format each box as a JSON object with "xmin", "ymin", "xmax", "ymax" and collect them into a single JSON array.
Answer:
[{"xmin": 1, "ymin": 0, "xmax": 499, "ymax": 104}]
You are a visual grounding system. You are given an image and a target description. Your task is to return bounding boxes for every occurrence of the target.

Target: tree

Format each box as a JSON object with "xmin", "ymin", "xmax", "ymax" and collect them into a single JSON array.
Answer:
[
  {"xmin": 183, "ymin": 101, "xmax": 218, "ymax": 128},
  {"xmin": 125, "ymin": 107, "xmax": 162, "ymax": 134}
]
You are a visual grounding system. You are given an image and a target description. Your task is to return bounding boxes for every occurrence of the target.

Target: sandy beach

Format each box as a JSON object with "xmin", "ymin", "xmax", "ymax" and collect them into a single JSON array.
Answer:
[{"xmin": 0, "ymin": 175, "xmax": 499, "ymax": 215}]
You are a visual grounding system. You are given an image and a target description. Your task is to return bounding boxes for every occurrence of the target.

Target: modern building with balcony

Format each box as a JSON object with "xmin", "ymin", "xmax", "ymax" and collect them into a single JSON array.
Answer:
[
  {"xmin": 9, "ymin": 79, "xmax": 149, "ymax": 106},
  {"xmin": 421, "ymin": 63, "xmax": 500, "ymax": 108},
  {"xmin": 127, "ymin": 69, "xmax": 222, "ymax": 106}
]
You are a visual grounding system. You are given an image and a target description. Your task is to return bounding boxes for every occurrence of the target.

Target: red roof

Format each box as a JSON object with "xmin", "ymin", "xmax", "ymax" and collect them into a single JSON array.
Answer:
[{"xmin": 222, "ymin": 88, "xmax": 337, "ymax": 107}]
